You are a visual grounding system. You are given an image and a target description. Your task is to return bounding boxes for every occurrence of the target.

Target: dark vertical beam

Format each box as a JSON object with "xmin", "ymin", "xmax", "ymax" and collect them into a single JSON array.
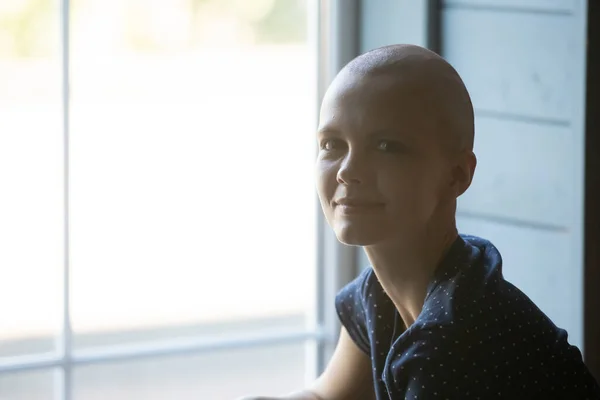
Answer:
[
  {"xmin": 584, "ymin": 0, "xmax": 600, "ymax": 383},
  {"xmin": 427, "ymin": 0, "xmax": 443, "ymax": 54}
]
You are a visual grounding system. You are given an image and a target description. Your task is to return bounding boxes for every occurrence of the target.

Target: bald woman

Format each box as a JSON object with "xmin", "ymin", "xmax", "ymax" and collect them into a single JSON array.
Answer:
[{"xmin": 240, "ymin": 45, "xmax": 600, "ymax": 400}]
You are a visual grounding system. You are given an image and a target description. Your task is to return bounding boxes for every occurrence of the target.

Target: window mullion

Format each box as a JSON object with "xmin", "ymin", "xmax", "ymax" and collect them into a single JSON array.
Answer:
[
  {"xmin": 314, "ymin": 0, "xmax": 361, "ymax": 376},
  {"xmin": 0, "ymin": 330, "xmax": 325, "ymax": 375},
  {"xmin": 59, "ymin": 0, "xmax": 72, "ymax": 398}
]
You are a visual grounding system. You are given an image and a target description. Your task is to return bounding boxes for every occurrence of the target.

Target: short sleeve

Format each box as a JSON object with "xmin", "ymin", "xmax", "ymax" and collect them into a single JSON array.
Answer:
[{"xmin": 334, "ymin": 267, "xmax": 373, "ymax": 355}]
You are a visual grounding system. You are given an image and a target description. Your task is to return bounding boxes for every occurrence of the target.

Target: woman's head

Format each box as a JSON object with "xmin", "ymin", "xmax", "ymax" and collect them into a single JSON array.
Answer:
[{"xmin": 315, "ymin": 44, "xmax": 477, "ymax": 246}]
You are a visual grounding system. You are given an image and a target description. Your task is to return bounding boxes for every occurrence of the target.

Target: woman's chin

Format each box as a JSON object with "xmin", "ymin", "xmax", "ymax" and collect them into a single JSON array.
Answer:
[{"xmin": 334, "ymin": 224, "xmax": 387, "ymax": 247}]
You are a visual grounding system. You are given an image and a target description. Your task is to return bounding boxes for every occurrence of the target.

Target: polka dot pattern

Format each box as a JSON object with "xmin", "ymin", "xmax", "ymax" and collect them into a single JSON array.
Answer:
[{"xmin": 334, "ymin": 235, "xmax": 600, "ymax": 399}]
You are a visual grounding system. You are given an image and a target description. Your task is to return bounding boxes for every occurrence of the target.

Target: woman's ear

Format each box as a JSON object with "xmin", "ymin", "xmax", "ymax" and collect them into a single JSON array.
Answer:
[{"xmin": 451, "ymin": 150, "xmax": 477, "ymax": 198}]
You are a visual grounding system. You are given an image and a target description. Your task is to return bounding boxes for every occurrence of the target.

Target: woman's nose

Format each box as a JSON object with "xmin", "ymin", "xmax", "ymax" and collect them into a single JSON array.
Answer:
[{"xmin": 336, "ymin": 151, "xmax": 369, "ymax": 185}]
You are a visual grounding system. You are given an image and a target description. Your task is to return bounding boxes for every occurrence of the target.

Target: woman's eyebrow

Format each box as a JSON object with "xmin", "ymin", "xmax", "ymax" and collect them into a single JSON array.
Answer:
[
  {"xmin": 316, "ymin": 127, "xmax": 414, "ymax": 143},
  {"xmin": 316, "ymin": 127, "xmax": 342, "ymax": 138},
  {"xmin": 367, "ymin": 129, "xmax": 411, "ymax": 140}
]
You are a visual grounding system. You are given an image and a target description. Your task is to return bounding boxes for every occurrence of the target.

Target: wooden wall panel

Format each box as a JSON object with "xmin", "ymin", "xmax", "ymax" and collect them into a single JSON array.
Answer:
[
  {"xmin": 442, "ymin": 8, "xmax": 576, "ymax": 122},
  {"xmin": 458, "ymin": 115, "xmax": 573, "ymax": 228}
]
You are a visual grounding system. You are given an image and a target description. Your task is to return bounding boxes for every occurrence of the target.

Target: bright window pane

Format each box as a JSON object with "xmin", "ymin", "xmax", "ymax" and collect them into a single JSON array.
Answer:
[
  {"xmin": 0, "ymin": 0, "xmax": 63, "ymax": 358},
  {"xmin": 69, "ymin": 0, "xmax": 317, "ymax": 346},
  {"xmin": 0, "ymin": 369, "xmax": 58, "ymax": 400},
  {"xmin": 74, "ymin": 342, "xmax": 307, "ymax": 399}
]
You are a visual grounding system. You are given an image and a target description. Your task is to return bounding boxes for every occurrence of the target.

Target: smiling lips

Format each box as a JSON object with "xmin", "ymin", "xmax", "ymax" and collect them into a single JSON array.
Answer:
[{"xmin": 334, "ymin": 198, "xmax": 385, "ymax": 214}]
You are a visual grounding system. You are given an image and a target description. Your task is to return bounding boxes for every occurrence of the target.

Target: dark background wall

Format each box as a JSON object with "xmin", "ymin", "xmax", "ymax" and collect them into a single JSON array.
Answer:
[{"xmin": 584, "ymin": 0, "xmax": 600, "ymax": 383}]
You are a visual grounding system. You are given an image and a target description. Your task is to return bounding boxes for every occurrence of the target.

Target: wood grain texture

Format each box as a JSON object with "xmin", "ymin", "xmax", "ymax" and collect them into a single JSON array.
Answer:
[
  {"xmin": 458, "ymin": 115, "xmax": 574, "ymax": 228},
  {"xmin": 444, "ymin": 0, "xmax": 575, "ymax": 14},
  {"xmin": 442, "ymin": 8, "xmax": 577, "ymax": 121}
]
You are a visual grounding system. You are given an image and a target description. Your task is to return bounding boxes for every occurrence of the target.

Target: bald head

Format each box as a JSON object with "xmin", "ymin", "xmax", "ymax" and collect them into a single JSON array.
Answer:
[
  {"xmin": 316, "ymin": 44, "xmax": 477, "ymax": 248},
  {"xmin": 334, "ymin": 44, "xmax": 474, "ymax": 153}
]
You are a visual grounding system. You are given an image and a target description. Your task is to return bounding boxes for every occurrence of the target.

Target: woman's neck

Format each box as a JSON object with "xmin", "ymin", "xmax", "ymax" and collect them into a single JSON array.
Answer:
[{"xmin": 363, "ymin": 222, "xmax": 458, "ymax": 329}]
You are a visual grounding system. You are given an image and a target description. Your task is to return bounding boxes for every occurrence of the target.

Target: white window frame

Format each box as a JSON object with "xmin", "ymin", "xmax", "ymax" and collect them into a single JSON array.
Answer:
[
  {"xmin": 0, "ymin": 0, "xmax": 362, "ymax": 398},
  {"xmin": 314, "ymin": 0, "xmax": 361, "ymax": 373}
]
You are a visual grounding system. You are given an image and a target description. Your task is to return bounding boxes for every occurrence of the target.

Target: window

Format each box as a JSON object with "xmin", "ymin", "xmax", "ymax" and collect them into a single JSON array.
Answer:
[{"xmin": 0, "ymin": 0, "xmax": 358, "ymax": 398}]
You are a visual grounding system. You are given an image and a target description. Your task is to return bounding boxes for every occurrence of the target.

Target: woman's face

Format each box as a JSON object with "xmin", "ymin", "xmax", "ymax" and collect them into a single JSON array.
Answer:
[{"xmin": 315, "ymin": 71, "xmax": 456, "ymax": 246}]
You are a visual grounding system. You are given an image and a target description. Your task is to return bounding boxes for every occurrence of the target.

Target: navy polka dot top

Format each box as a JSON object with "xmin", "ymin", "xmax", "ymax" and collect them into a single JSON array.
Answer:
[{"xmin": 335, "ymin": 234, "xmax": 600, "ymax": 399}]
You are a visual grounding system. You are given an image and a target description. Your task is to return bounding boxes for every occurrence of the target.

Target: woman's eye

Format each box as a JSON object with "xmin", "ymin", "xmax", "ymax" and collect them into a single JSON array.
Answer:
[
  {"xmin": 376, "ymin": 140, "xmax": 404, "ymax": 153},
  {"xmin": 321, "ymin": 139, "xmax": 341, "ymax": 151},
  {"xmin": 377, "ymin": 140, "xmax": 390, "ymax": 151}
]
